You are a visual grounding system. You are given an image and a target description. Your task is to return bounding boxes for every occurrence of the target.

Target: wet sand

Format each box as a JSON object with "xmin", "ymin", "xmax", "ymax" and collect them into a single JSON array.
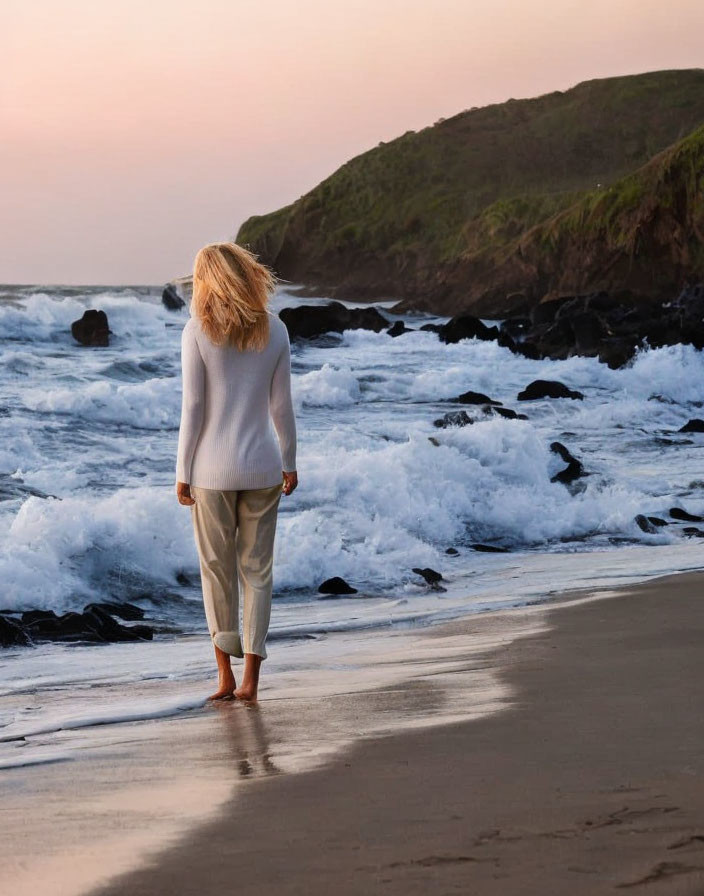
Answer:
[{"xmin": 87, "ymin": 570, "xmax": 704, "ymax": 896}]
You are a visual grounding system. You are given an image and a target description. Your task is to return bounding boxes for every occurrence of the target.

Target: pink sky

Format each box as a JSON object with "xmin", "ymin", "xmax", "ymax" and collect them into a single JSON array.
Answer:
[{"xmin": 1, "ymin": 0, "xmax": 703, "ymax": 284}]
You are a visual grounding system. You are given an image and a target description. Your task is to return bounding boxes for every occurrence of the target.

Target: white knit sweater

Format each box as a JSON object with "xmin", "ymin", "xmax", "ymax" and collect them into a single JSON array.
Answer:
[{"xmin": 175, "ymin": 310, "xmax": 297, "ymax": 489}]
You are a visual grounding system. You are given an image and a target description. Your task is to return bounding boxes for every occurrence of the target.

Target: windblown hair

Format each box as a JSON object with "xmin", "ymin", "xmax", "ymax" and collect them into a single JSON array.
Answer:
[{"xmin": 191, "ymin": 242, "xmax": 278, "ymax": 351}]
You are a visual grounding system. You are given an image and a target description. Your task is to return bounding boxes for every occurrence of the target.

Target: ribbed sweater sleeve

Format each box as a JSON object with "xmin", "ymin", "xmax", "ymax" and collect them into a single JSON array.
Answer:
[
  {"xmin": 270, "ymin": 327, "xmax": 297, "ymax": 471},
  {"xmin": 175, "ymin": 322, "xmax": 206, "ymax": 484}
]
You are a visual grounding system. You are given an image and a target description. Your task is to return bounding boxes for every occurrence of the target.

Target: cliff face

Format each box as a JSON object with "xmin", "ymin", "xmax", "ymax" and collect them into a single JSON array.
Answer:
[
  {"xmin": 236, "ymin": 69, "xmax": 704, "ymax": 315},
  {"xmin": 411, "ymin": 123, "xmax": 704, "ymax": 317}
]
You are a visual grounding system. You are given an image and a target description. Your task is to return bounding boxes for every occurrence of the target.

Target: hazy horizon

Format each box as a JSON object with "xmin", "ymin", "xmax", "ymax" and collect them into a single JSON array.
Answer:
[{"xmin": 2, "ymin": 0, "xmax": 703, "ymax": 285}]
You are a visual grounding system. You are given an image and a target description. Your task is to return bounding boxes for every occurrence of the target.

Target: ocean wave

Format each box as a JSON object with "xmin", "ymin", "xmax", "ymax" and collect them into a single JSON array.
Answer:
[
  {"xmin": 296, "ymin": 362, "xmax": 361, "ymax": 407},
  {"xmin": 0, "ymin": 487, "xmax": 197, "ymax": 612},
  {"xmin": 22, "ymin": 377, "xmax": 181, "ymax": 429}
]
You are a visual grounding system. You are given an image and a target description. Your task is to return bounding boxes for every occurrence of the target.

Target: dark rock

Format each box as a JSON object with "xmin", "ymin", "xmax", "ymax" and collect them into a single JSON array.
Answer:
[
  {"xmin": 517, "ymin": 379, "xmax": 584, "ymax": 401},
  {"xmin": 437, "ymin": 315, "xmax": 499, "ymax": 345},
  {"xmin": 530, "ymin": 297, "xmax": 573, "ymax": 326},
  {"xmin": 635, "ymin": 514, "xmax": 658, "ymax": 534},
  {"xmin": 279, "ymin": 302, "xmax": 389, "ymax": 340},
  {"xmin": 176, "ymin": 571, "xmax": 192, "ymax": 586},
  {"xmin": 499, "ymin": 317, "xmax": 532, "ymax": 339},
  {"xmin": 549, "ymin": 441, "xmax": 585, "ymax": 484},
  {"xmin": 445, "ymin": 547, "xmax": 459, "ymax": 555},
  {"xmin": 22, "ymin": 610, "xmax": 62, "ymax": 636},
  {"xmin": 496, "ymin": 331, "xmax": 517, "ymax": 352},
  {"xmin": 317, "ymin": 576, "xmax": 358, "ymax": 595},
  {"xmin": 489, "ymin": 289, "xmax": 658, "ymax": 368},
  {"xmin": 386, "ymin": 320, "xmax": 413, "ymax": 337},
  {"xmin": 162, "ymin": 284, "xmax": 185, "ymax": 310},
  {"xmin": 569, "ymin": 310, "xmax": 608, "ymax": 352},
  {"xmin": 411, "ymin": 567, "xmax": 444, "ymax": 584},
  {"xmin": 470, "ymin": 543, "xmax": 509, "ymax": 552},
  {"xmin": 527, "ymin": 318, "xmax": 574, "ymax": 360},
  {"xmin": 411, "ymin": 567, "xmax": 445, "ymax": 590},
  {"xmin": 21, "ymin": 609, "xmax": 59, "ymax": 625},
  {"xmin": 83, "ymin": 606, "xmax": 153, "ymax": 642},
  {"xmin": 647, "ymin": 516, "xmax": 669, "ymax": 527},
  {"xmin": 433, "ymin": 411, "xmax": 474, "ymax": 429},
  {"xmin": 554, "ymin": 292, "xmax": 607, "ymax": 320},
  {"xmin": 3, "ymin": 604, "xmax": 153, "ymax": 647},
  {"xmin": 597, "ymin": 337, "xmax": 638, "ymax": 369},
  {"xmin": 453, "ymin": 390, "xmax": 502, "ymax": 406},
  {"xmin": 0, "ymin": 615, "xmax": 31, "ymax": 647},
  {"xmin": 71, "ymin": 309, "xmax": 110, "ymax": 347},
  {"xmin": 489, "ymin": 406, "xmax": 529, "ymax": 420},
  {"xmin": 669, "ymin": 506, "xmax": 704, "ymax": 522},
  {"xmin": 513, "ymin": 340, "xmax": 542, "ymax": 360},
  {"xmin": 679, "ymin": 419, "xmax": 704, "ymax": 433},
  {"xmin": 419, "ymin": 323, "xmax": 444, "ymax": 333},
  {"xmin": 84, "ymin": 601, "xmax": 145, "ymax": 621},
  {"xmin": 683, "ymin": 527, "xmax": 704, "ymax": 538},
  {"xmin": 83, "ymin": 607, "xmax": 126, "ymax": 640},
  {"xmin": 427, "ymin": 436, "xmax": 441, "ymax": 446},
  {"xmin": 56, "ymin": 611, "xmax": 98, "ymax": 637}
]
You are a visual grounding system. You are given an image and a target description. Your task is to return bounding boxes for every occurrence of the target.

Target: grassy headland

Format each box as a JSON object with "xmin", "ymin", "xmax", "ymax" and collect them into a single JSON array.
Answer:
[{"xmin": 236, "ymin": 69, "xmax": 704, "ymax": 316}]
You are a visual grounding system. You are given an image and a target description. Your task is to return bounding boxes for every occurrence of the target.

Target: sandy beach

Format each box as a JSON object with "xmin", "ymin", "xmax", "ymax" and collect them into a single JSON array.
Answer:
[{"xmin": 43, "ymin": 568, "xmax": 698, "ymax": 896}]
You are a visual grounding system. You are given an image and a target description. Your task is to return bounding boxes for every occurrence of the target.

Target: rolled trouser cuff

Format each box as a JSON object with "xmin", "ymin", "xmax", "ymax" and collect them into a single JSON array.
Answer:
[
  {"xmin": 213, "ymin": 630, "xmax": 244, "ymax": 658},
  {"xmin": 243, "ymin": 641, "xmax": 268, "ymax": 660}
]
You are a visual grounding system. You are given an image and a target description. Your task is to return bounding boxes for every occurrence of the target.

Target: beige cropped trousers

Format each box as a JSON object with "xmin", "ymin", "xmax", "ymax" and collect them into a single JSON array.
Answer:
[{"xmin": 190, "ymin": 482, "xmax": 283, "ymax": 660}]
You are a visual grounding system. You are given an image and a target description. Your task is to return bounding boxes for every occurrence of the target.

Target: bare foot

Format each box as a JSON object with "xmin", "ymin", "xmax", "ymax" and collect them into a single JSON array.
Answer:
[
  {"xmin": 208, "ymin": 643, "xmax": 236, "ymax": 700},
  {"xmin": 209, "ymin": 674, "xmax": 236, "ymax": 701},
  {"xmin": 234, "ymin": 653, "xmax": 262, "ymax": 703},
  {"xmin": 234, "ymin": 684, "xmax": 257, "ymax": 703}
]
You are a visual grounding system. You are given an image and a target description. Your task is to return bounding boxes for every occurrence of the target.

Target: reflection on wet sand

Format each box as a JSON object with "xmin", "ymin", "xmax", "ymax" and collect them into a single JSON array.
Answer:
[{"xmin": 212, "ymin": 701, "xmax": 281, "ymax": 779}]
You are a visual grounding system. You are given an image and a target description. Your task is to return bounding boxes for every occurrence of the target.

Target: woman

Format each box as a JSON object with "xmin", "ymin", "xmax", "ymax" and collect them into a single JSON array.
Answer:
[{"xmin": 175, "ymin": 241, "xmax": 297, "ymax": 703}]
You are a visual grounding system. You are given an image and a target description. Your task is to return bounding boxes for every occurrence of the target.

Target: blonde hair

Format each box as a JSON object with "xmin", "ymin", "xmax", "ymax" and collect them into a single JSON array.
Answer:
[{"xmin": 191, "ymin": 241, "xmax": 278, "ymax": 351}]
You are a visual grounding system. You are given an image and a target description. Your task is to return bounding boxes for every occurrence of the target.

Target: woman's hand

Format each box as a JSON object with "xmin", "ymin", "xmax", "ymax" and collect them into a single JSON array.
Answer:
[
  {"xmin": 282, "ymin": 470, "xmax": 298, "ymax": 496},
  {"xmin": 176, "ymin": 481, "xmax": 195, "ymax": 505}
]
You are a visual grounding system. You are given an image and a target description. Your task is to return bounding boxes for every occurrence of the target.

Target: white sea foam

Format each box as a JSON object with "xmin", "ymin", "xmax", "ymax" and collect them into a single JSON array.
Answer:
[
  {"xmin": 295, "ymin": 361, "xmax": 361, "ymax": 407},
  {"xmin": 0, "ymin": 694, "xmax": 207, "ymax": 744},
  {"xmin": 22, "ymin": 377, "xmax": 182, "ymax": 429},
  {"xmin": 1, "ymin": 487, "xmax": 197, "ymax": 611}
]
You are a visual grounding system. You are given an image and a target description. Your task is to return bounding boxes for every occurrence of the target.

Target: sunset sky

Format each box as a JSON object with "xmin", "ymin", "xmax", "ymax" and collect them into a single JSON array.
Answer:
[{"xmin": 2, "ymin": 0, "xmax": 703, "ymax": 284}]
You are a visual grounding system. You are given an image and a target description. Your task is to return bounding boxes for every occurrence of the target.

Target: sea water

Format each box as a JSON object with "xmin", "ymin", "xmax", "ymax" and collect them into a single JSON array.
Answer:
[{"xmin": 1, "ymin": 283, "xmax": 703, "ymax": 766}]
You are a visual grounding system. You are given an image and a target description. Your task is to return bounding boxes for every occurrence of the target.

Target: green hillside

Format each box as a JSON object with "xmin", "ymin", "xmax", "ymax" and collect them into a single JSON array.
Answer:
[
  {"xmin": 236, "ymin": 69, "xmax": 704, "ymax": 315},
  {"xmin": 415, "ymin": 121, "xmax": 704, "ymax": 316}
]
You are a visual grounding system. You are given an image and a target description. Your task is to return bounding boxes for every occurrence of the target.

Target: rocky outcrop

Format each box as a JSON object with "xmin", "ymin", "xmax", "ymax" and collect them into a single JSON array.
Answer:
[
  {"xmin": 387, "ymin": 320, "xmax": 414, "ymax": 337},
  {"xmin": 0, "ymin": 616, "xmax": 31, "ymax": 647},
  {"xmin": 275, "ymin": 278, "xmax": 704, "ymax": 370},
  {"xmin": 679, "ymin": 419, "xmax": 704, "ymax": 433},
  {"xmin": 669, "ymin": 506, "xmax": 704, "ymax": 523},
  {"xmin": 550, "ymin": 442, "xmax": 586, "ymax": 484},
  {"xmin": 162, "ymin": 283, "xmax": 185, "ymax": 310},
  {"xmin": 278, "ymin": 301, "xmax": 389, "ymax": 340},
  {"xmin": 517, "ymin": 380, "xmax": 584, "ymax": 401},
  {"xmin": 71, "ymin": 309, "xmax": 110, "ymax": 347},
  {"xmin": 412, "ymin": 567, "xmax": 445, "ymax": 590},
  {"xmin": 437, "ymin": 316, "xmax": 500, "ymax": 345},
  {"xmin": 506, "ymin": 285, "xmax": 704, "ymax": 367},
  {"xmin": 317, "ymin": 576, "xmax": 358, "ymax": 595},
  {"xmin": 0, "ymin": 600, "xmax": 153, "ymax": 648},
  {"xmin": 452, "ymin": 390, "xmax": 501, "ymax": 405},
  {"xmin": 433, "ymin": 410, "xmax": 474, "ymax": 429}
]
